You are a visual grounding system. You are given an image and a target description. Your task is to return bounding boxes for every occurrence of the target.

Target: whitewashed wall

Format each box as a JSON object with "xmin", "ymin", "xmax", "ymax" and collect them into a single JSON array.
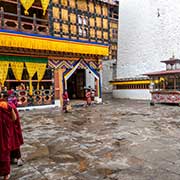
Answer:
[
  {"xmin": 114, "ymin": 0, "xmax": 180, "ymax": 99},
  {"xmin": 117, "ymin": 0, "xmax": 180, "ymax": 78},
  {"xmin": 113, "ymin": 89, "xmax": 151, "ymax": 100},
  {"xmin": 86, "ymin": 69, "xmax": 95, "ymax": 89},
  {"xmin": 102, "ymin": 60, "xmax": 116, "ymax": 92}
]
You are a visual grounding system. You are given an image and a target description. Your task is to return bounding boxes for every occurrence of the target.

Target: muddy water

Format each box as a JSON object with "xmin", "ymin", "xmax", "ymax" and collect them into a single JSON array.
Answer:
[{"xmin": 11, "ymin": 96, "xmax": 180, "ymax": 180}]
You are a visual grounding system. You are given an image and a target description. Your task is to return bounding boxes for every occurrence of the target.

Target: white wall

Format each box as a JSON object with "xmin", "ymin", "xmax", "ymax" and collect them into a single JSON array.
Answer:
[
  {"xmin": 85, "ymin": 69, "xmax": 95, "ymax": 89},
  {"xmin": 114, "ymin": 0, "xmax": 180, "ymax": 99},
  {"xmin": 113, "ymin": 89, "xmax": 151, "ymax": 100},
  {"xmin": 102, "ymin": 60, "xmax": 116, "ymax": 92},
  {"xmin": 117, "ymin": 0, "xmax": 180, "ymax": 79}
]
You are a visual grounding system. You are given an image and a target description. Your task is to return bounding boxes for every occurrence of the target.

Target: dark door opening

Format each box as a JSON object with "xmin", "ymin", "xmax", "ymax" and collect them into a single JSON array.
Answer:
[{"xmin": 67, "ymin": 69, "xmax": 85, "ymax": 99}]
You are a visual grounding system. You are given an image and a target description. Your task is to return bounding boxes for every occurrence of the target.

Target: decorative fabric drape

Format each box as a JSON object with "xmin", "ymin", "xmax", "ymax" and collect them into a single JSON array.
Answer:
[
  {"xmin": 25, "ymin": 62, "xmax": 37, "ymax": 95},
  {"xmin": 20, "ymin": 0, "xmax": 35, "ymax": 15},
  {"xmin": 160, "ymin": 77, "xmax": 165, "ymax": 82},
  {"xmin": 0, "ymin": 32, "xmax": 109, "ymax": 56},
  {"xmin": 10, "ymin": 62, "xmax": 24, "ymax": 81},
  {"xmin": 36, "ymin": 64, "xmax": 46, "ymax": 90},
  {"xmin": 0, "ymin": 61, "xmax": 9, "ymax": 86},
  {"xmin": 40, "ymin": 0, "xmax": 50, "ymax": 15}
]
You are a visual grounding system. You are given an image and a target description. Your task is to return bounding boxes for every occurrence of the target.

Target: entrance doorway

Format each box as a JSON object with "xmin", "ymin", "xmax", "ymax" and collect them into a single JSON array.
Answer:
[{"xmin": 67, "ymin": 69, "xmax": 85, "ymax": 99}]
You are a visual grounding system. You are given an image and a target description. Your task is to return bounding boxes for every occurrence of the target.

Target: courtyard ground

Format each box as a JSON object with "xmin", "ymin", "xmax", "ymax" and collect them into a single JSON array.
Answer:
[{"xmin": 11, "ymin": 94, "xmax": 180, "ymax": 180}]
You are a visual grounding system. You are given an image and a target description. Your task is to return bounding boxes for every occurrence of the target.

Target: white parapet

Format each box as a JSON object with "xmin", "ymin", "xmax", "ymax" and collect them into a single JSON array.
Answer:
[
  {"xmin": 17, "ymin": 99, "xmax": 61, "ymax": 111},
  {"xmin": 94, "ymin": 96, "xmax": 102, "ymax": 103},
  {"xmin": 112, "ymin": 89, "xmax": 151, "ymax": 100},
  {"xmin": 54, "ymin": 99, "xmax": 61, "ymax": 107}
]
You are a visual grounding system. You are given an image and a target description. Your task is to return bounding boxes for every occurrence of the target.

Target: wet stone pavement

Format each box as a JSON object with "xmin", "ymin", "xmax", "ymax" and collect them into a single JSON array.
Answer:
[{"xmin": 11, "ymin": 95, "xmax": 180, "ymax": 180}]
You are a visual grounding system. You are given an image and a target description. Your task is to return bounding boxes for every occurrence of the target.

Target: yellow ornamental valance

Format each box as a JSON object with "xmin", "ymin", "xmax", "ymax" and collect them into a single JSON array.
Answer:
[
  {"xmin": 36, "ymin": 63, "xmax": 47, "ymax": 90},
  {"xmin": 40, "ymin": 0, "xmax": 50, "ymax": 15},
  {"xmin": 11, "ymin": 62, "xmax": 24, "ymax": 81},
  {"xmin": 0, "ymin": 32, "xmax": 109, "ymax": 56},
  {"xmin": 0, "ymin": 61, "xmax": 9, "ymax": 86},
  {"xmin": 26, "ymin": 62, "xmax": 38, "ymax": 95},
  {"xmin": 25, "ymin": 62, "xmax": 47, "ymax": 95},
  {"xmin": 20, "ymin": 0, "xmax": 35, "ymax": 15},
  {"xmin": 20, "ymin": 0, "xmax": 49, "ymax": 15}
]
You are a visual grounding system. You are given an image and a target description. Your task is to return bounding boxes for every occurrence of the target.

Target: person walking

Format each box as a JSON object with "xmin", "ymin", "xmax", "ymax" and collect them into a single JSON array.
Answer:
[
  {"xmin": 62, "ymin": 90, "xmax": 69, "ymax": 113},
  {"xmin": 85, "ymin": 89, "xmax": 92, "ymax": 106}
]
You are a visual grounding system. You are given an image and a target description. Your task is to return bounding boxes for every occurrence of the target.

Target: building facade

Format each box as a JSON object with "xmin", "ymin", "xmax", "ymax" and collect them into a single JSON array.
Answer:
[
  {"xmin": 111, "ymin": 0, "xmax": 180, "ymax": 100},
  {"xmin": 0, "ymin": 0, "xmax": 112, "ymax": 108},
  {"xmin": 102, "ymin": 0, "xmax": 118, "ymax": 93}
]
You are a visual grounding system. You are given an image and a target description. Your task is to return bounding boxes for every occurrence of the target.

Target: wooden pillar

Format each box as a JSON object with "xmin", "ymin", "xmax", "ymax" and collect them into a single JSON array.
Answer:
[
  {"xmin": 75, "ymin": 0, "xmax": 79, "ymax": 40},
  {"xmin": 95, "ymin": 78, "xmax": 98, "ymax": 97},
  {"xmin": 67, "ymin": 0, "xmax": 71, "ymax": 39},
  {"xmin": 163, "ymin": 80, "xmax": 165, "ymax": 90},
  {"xmin": 48, "ymin": 0, "xmax": 54, "ymax": 36},
  {"xmin": 174, "ymin": 76, "xmax": 176, "ymax": 90},
  {"xmin": 95, "ymin": 78, "xmax": 101, "ymax": 98},
  {"xmin": 54, "ymin": 68, "xmax": 65, "ymax": 106},
  {"xmin": 94, "ymin": 0, "xmax": 97, "ymax": 42},
  {"xmin": 17, "ymin": 0, "xmax": 21, "ymax": 31},
  {"xmin": 54, "ymin": 69, "xmax": 60, "ymax": 99},
  {"xmin": 59, "ymin": 68, "xmax": 65, "ymax": 106}
]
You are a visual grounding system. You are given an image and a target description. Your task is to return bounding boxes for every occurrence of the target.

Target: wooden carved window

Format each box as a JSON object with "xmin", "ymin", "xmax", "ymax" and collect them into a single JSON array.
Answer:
[{"xmin": 78, "ymin": 15, "xmax": 88, "ymax": 38}]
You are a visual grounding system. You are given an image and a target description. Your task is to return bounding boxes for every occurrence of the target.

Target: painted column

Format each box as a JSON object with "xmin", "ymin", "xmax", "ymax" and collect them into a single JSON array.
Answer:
[
  {"xmin": 54, "ymin": 68, "xmax": 65, "ymax": 107},
  {"xmin": 54, "ymin": 69, "xmax": 60, "ymax": 99},
  {"xmin": 94, "ymin": 71, "xmax": 102, "ymax": 103},
  {"xmin": 59, "ymin": 68, "xmax": 66, "ymax": 107}
]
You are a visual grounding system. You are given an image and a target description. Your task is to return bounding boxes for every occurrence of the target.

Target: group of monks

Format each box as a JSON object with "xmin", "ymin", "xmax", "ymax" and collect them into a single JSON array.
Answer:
[
  {"xmin": 0, "ymin": 91, "xmax": 23, "ymax": 180},
  {"xmin": 62, "ymin": 88, "xmax": 92, "ymax": 113}
]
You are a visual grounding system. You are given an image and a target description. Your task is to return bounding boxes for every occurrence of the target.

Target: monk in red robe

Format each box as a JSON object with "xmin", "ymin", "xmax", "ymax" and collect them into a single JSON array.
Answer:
[
  {"xmin": 9, "ymin": 102, "xmax": 24, "ymax": 166},
  {"xmin": 0, "ymin": 92, "xmax": 17, "ymax": 180},
  {"xmin": 62, "ymin": 90, "xmax": 69, "ymax": 113},
  {"xmin": 7, "ymin": 90, "xmax": 24, "ymax": 166},
  {"xmin": 85, "ymin": 89, "xmax": 92, "ymax": 106}
]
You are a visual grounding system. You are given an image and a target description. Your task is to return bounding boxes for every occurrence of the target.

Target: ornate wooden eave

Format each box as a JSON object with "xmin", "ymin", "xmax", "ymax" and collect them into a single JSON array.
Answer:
[
  {"xmin": 0, "ymin": 46, "xmax": 102, "ymax": 61},
  {"xmin": 0, "ymin": 30, "xmax": 109, "ymax": 57}
]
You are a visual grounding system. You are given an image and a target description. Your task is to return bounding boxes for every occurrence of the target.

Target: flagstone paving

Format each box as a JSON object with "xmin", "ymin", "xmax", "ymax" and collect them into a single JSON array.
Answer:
[{"xmin": 11, "ymin": 95, "xmax": 180, "ymax": 180}]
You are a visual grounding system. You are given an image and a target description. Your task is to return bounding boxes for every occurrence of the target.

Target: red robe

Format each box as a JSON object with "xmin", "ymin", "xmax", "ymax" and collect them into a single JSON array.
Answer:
[
  {"xmin": 9, "ymin": 102, "xmax": 24, "ymax": 151},
  {"xmin": 86, "ymin": 91, "xmax": 92, "ymax": 105},
  {"xmin": 0, "ymin": 102, "xmax": 13, "ymax": 176},
  {"xmin": 62, "ymin": 92, "xmax": 69, "ymax": 111}
]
